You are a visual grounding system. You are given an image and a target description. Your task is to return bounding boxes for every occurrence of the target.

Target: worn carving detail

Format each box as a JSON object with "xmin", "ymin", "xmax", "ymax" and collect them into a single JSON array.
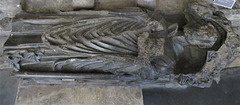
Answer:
[{"xmin": 3, "ymin": 2, "xmax": 240, "ymax": 88}]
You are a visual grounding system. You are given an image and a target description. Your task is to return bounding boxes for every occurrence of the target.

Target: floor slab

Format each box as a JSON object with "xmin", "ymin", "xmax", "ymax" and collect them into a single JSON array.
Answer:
[
  {"xmin": 0, "ymin": 69, "xmax": 19, "ymax": 105},
  {"xmin": 143, "ymin": 74, "xmax": 240, "ymax": 105},
  {"xmin": 16, "ymin": 85, "xmax": 143, "ymax": 105}
]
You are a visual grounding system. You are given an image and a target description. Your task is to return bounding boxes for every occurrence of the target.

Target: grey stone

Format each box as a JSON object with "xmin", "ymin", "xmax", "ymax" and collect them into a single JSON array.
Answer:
[
  {"xmin": 137, "ymin": 0, "xmax": 156, "ymax": 10},
  {"xmin": 0, "ymin": 0, "xmax": 21, "ymax": 18},
  {"xmin": 0, "ymin": 36, "xmax": 10, "ymax": 69},
  {"xmin": 16, "ymin": 85, "xmax": 143, "ymax": 105},
  {"xmin": 184, "ymin": 21, "xmax": 218, "ymax": 48},
  {"xmin": 0, "ymin": 17, "xmax": 12, "ymax": 35},
  {"xmin": 217, "ymin": 6, "xmax": 240, "ymax": 68},
  {"xmin": 72, "ymin": 0, "xmax": 95, "ymax": 9},
  {"xmin": 94, "ymin": 0, "xmax": 137, "ymax": 10},
  {"xmin": 21, "ymin": 0, "xmax": 74, "ymax": 13},
  {"xmin": 228, "ymin": 57, "xmax": 240, "ymax": 67},
  {"xmin": 0, "ymin": 69, "xmax": 19, "ymax": 105},
  {"xmin": 0, "ymin": 56, "xmax": 9, "ymax": 69},
  {"xmin": 227, "ymin": 27, "xmax": 240, "ymax": 68},
  {"xmin": 221, "ymin": 9, "xmax": 240, "ymax": 27},
  {"xmin": 143, "ymin": 75, "xmax": 240, "ymax": 105},
  {"xmin": 155, "ymin": 0, "xmax": 212, "ymax": 15}
]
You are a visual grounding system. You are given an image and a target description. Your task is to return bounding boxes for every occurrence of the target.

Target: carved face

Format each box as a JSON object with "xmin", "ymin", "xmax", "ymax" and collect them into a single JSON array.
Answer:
[{"xmin": 184, "ymin": 21, "xmax": 218, "ymax": 48}]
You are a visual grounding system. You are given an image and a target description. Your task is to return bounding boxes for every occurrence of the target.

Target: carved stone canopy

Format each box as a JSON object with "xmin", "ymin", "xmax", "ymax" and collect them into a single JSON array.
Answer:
[{"xmin": 3, "ymin": 2, "xmax": 240, "ymax": 88}]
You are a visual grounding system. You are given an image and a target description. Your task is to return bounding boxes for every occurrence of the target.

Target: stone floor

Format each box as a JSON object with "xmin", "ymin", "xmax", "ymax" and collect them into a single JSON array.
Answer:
[
  {"xmin": 143, "ymin": 75, "xmax": 240, "ymax": 105},
  {"xmin": 0, "ymin": 69, "xmax": 18, "ymax": 105},
  {"xmin": 0, "ymin": 34, "xmax": 18, "ymax": 105},
  {"xmin": 16, "ymin": 85, "xmax": 143, "ymax": 105}
]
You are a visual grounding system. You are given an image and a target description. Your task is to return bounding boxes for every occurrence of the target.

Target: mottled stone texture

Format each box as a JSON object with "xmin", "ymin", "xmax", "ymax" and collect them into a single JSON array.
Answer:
[
  {"xmin": 222, "ymin": 9, "xmax": 240, "ymax": 27},
  {"xmin": 21, "ymin": 0, "xmax": 73, "ymax": 13},
  {"xmin": 19, "ymin": 0, "xmax": 214, "ymax": 14},
  {"xmin": 0, "ymin": 0, "xmax": 20, "ymax": 36},
  {"xmin": 16, "ymin": 85, "xmax": 143, "ymax": 105},
  {"xmin": 228, "ymin": 27, "xmax": 240, "ymax": 68},
  {"xmin": 0, "ymin": 36, "xmax": 10, "ymax": 69},
  {"xmin": 0, "ymin": 0, "xmax": 21, "ymax": 18},
  {"xmin": 221, "ymin": 10, "xmax": 240, "ymax": 68},
  {"xmin": 21, "ymin": 0, "xmax": 95, "ymax": 13},
  {"xmin": 161, "ymin": 0, "xmax": 214, "ymax": 12}
]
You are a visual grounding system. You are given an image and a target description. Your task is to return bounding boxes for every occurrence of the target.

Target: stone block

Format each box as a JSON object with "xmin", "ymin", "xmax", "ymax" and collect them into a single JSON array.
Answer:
[
  {"xmin": 95, "ymin": 0, "xmax": 137, "ymax": 10},
  {"xmin": 137, "ymin": 0, "xmax": 156, "ymax": 10},
  {"xmin": 21, "ymin": 0, "xmax": 95, "ymax": 13},
  {"xmin": 16, "ymin": 85, "xmax": 143, "ymax": 105}
]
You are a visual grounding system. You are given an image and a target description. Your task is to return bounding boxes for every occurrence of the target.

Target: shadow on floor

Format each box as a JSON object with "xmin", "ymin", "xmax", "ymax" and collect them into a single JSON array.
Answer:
[{"xmin": 143, "ymin": 75, "xmax": 240, "ymax": 105}]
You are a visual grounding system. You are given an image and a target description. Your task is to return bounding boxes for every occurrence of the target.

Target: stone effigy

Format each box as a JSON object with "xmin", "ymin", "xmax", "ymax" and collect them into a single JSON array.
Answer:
[{"xmin": 3, "ymin": 2, "xmax": 240, "ymax": 88}]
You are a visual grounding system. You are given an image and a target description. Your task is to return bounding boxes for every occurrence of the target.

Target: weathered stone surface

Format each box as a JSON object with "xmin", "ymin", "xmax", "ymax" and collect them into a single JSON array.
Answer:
[
  {"xmin": 21, "ymin": 0, "xmax": 95, "ymax": 13},
  {"xmin": 0, "ymin": 0, "xmax": 16, "ymax": 36},
  {"xmin": 16, "ymin": 85, "xmax": 143, "ymax": 105},
  {"xmin": 21, "ymin": 0, "xmax": 73, "ymax": 13},
  {"xmin": 221, "ymin": 9, "xmax": 240, "ymax": 27},
  {"xmin": 72, "ymin": 0, "xmax": 95, "ymax": 9},
  {"xmin": 0, "ymin": 69, "xmax": 19, "ymax": 105},
  {"xmin": 156, "ymin": 0, "xmax": 190, "ymax": 15},
  {"xmin": 234, "ymin": 0, "xmax": 240, "ymax": 9},
  {"xmin": 0, "ymin": 0, "xmax": 21, "ymax": 18},
  {"xmin": 154, "ymin": 0, "xmax": 212, "ymax": 27},
  {"xmin": 137, "ymin": 0, "xmax": 156, "ymax": 10},
  {"xmin": 0, "ymin": 56, "xmax": 9, "ymax": 69},
  {"xmin": 228, "ymin": 57, "xmax": 240, "ymax": 67},
  {"xmin": 227, "ymin": 27, "xmax": 240, "ymax": 68},
  {"xmin": 184, "ymin": 21, "xmax": 218, "ymax": 48},
  {"xmin": 19, "ymin": 0, "xmax": 214, "ymax": 14},
  {"xmin": 0, "ymin": 17, "xmax": 12, "ymax": 36},
  {"xmin": 0, "ymin": 36, "xmax": 10, "ymax": 69},
  {"xmin": 218, "ymin": 6, "xmax": 240, "ymax": 68},
  {"xmin": 95, "ymin": 0, "xmax": 137, "ymax": 10},
  {"xmin": 155, "ymin": 0, "xmax": 212, "ymax": 15}
]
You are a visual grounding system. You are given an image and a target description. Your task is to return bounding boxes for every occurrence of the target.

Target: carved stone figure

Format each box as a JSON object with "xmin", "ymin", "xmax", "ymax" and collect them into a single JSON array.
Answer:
[{"xmin": 3, "ymin": 2, "xmax": 240, "ymax": 88}]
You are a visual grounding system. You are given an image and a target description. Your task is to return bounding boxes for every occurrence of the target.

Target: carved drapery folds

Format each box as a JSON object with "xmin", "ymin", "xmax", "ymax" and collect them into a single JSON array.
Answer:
[{"xmin": 3, "ymin": 3, "xmax": 240, "ymax": 88}]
